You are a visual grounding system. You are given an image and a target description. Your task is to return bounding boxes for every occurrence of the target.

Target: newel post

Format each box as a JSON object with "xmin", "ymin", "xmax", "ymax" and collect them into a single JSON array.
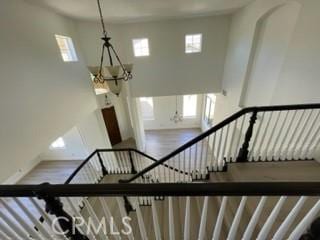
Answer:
[
  {"xmin": 236, "ymin": 110, "xmax": 258, "ymax": 162},
  {"xmin": 97, "ymin": 151, "xmax": 108, "ymax": 176},
  {"xmin": 38, "ymin": 183, "xmax": 89, "ymax": 240}
]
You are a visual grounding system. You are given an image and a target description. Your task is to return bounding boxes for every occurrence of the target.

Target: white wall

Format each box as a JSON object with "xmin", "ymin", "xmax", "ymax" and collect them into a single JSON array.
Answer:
[
  {"xmin": 40, "ymin": 127, "xmax": 87, "ymax": 160},
  {"xmin": 75, "ymin": 16, "xmax": 230, "ymax": 97},
  {"xmin": 213, "ymin": 0, "xmax": 320, "ymax": 125},
  {"xmin": 241, "ymin": 2, "xmax": 300, "ymax": 106},
  {"xmin": 39, "ymin": 110, "xmax": 112, "ymax": 161},
  {"xmin": 0, "ymin": 0, "xmax": 98, "ymax": 182},
  {"xmin": 142, "ymin": 95, "xmax": 203, "ymax": 130}
]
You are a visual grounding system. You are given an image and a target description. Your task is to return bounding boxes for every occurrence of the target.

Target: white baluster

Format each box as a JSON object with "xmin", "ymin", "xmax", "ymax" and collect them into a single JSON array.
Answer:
[
  {"xmin": 284, "ymin": 110, "xmax": 305, "ymax": 160},
  {"xmin": 0, "ymin": 231, "xmax": 9, "ymax": 240},
  {"xmin": 14, "ymin": 198, "xmax": 54, "ymax": 240},
  {"xmin": 273, "ymin": 196, "xmax": 307, "ymax": 239},
  {"xmin": 135, "ymin": 202, "xmax": 148, "ymax": 240},
  {"xmin": 99, "ymin": 198, "xmax": 120, "ymax": 240},
  {"xmin": 83, "ymin": 198, "xmax": 107, "ymax": 240},
  {"xmin": 210, "ymin": 133, "xmax": 217, "ymax": 170},
  {"xmin": 300, "ymin": 111, "xmax": 320, "ymax": 159},
  {"xmin": 168, "ymin": 197, "xmax": 175, "ymax": 240},
  {"xmin": 151, "ymin": 199, "xmax": 162, "ymax": 240},
  {"xmin": 184, "ymin": 197, "xmax": 191, "ymax": 240},
  {"xmin": 288, "ymin": 199, "xmax": 320, "ymax": 240},
  {"xmin": 116, "ymin": 197, "xmax": 134, "ymax": 240},
  {"xmin": 278, "ymin": 110, "xmax": 297, "ymax": 160},
  {"xmin": 257, "ymin": 196, "xmax": 287, "ymax": 240},
  {"xmin": 198, "ymin": 197, "xmax": 209, "ymax": 240},
  {"xmin": 227, "ymin": 196, "xmax": 247, "ymax": 240},
  {"xmin": 0, "ymin": 198, "xmax": 42, "ymax": 239},
  {"xmin": 216, "ymin": 128, "xmax": 224, "ymax": 169},
  {"xmin": 242, "ymin": 196, "xmax": 267, "ymax": 240},
  {"xmin": 212, "ymin": 196, "xmax": 227, "ymax": 240},
  {"xmin": 221, "ymin": 125, "xmax": 229, "ymax": 170},
  {"xmin": 0, "ymin": 218, "xmax": 21, "ymax": 239},
  {"xmin": 227, "ymin": 120, "xmax": 238, "ymax": 162},
  {"xmin": 291, "ymin": 110, "xmax": 313, "ymax": 159},
  {"xmin": 271, "ymin": 111, "xmax": 289, "ymax": 160},
  {"xmin": 262, "ymin": 111, "xmax": 281, "ymax": 161},
  {"xmin": 256, "ymin": 112, "xmax": 273, "ymax": 161}
]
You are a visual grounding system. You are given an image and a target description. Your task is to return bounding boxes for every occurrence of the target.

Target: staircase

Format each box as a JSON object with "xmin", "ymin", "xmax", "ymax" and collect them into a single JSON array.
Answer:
[{"xmin": 0, "ymin": 104, "xmax": 320, "ymax": 240}]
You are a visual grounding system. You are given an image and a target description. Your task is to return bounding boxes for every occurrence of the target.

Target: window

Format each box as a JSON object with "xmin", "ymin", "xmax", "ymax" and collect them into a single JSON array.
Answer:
[
  {"xmin": 204, "ymin": 94, "xmax": 216, "ymax": 125},
  {"xmin": 132, "ymin": 38, "xmax": 150, "ymax": 57},
  {"xmin": 185, "ymin": 34, "xmax": 202, "ymax": 53},
  {"xmin": 55, "ymin": 35, "xmax": 78, "ymax": 62},
  {"xmin": 50, "ymin": 137, "xmax": 65, "ymax": 149},
  {"xmin": 140, "ymin": 97, "xmax": 154, "ymax": 120},
  {"xmin": 183, "ymin": 95, "xmax": 197, "ymax": 118}
]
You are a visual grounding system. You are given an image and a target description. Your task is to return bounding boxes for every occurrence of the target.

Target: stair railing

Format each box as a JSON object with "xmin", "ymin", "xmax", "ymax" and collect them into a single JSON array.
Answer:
[
  {"xmin": 121, "ymin": 103, "xmax": 320, "ymax": 183},
  {"xmin": 0, "ymin": 182, "xmax": 319, "ymax": 240}
]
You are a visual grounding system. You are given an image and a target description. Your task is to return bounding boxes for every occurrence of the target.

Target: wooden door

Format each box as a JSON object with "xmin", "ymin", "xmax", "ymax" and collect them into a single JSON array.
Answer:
[{"xmin": 101, "ymin": 107, "xmax": 122, "ymax": 146}]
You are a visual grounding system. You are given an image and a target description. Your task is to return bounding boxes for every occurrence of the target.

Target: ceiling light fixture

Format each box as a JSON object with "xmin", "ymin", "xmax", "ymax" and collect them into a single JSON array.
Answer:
[{"xmin": 88, "ymin": 0, "xmax": 133, "ymax": 96}]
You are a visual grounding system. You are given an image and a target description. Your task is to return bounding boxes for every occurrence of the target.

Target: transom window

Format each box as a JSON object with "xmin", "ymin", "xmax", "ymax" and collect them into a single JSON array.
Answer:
[
  {"xmin": 185, "ymin": 34, "xmax": 202, "ymax": 53},
  {"xmin": 55, "ymin": 35, "xmax": 78, "ymax": 62},
  {"xmin": 50, "ymin": 137, "xmax": 65, "ymax": 149},
  {"xmin": 140, "ymin": 97, "xmax": 154, "ymax": 120},
  {"xmin": 132, "ymin": 38, "xmax": 150, "ymax": 57},
  {"xmin": 183, "ymin": 95, "xmax": 197, "ymax": 118}
]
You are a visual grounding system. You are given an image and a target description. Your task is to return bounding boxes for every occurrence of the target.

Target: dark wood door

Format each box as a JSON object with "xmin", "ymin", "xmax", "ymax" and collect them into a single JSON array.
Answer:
[{"xmin": 101, "ymin": 107, "xmax": 122, "ymax": 146}]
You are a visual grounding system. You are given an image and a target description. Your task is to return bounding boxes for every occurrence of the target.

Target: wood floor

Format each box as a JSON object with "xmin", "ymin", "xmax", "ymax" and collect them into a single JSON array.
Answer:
[
  {"xmin": 18, "ymin": 160, "xmax": 82, "ymax": 184},
  {"xmin": 145, "ymin": 128, "xmax": 201, "ymax": 159}
]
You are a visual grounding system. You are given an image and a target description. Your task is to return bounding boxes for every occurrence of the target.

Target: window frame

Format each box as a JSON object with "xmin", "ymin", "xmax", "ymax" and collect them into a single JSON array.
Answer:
[
  {"xmin": 183, "ymin": 95, "xmax": 198, "ymax": 119},
  {"xmin": 132, "ymin": 38, "xmax": 150, "ymax": 57},
  {"xmin": 185, "ymin": 33, "xmax": 203, "ymax": 54},
  {"xmin": 55, "ymin": 34, "xmax": 78, "ymax": 62}
]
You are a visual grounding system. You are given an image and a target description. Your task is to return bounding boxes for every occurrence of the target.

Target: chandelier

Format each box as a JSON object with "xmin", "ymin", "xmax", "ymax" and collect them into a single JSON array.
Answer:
[
  {"xmin": 88, "ymin": 0, "xmax": 133, "ymax": 96},
  {"xmin": 170, "ymin": 96, "xmax": 183, "ymax": 123}
]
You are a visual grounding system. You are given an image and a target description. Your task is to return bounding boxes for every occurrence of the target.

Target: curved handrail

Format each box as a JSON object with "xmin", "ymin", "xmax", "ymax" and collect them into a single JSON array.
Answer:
[
  {"xmin": 65, "ymin": 147, "xmax": 190, "ymax": 184},
  {"xmin": 121, "ymin": 103, "xmax": 320, "ymax": 183}
]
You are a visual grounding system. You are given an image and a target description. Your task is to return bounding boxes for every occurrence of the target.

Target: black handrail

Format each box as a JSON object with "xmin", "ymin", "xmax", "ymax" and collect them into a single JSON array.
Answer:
[
  {"xmin": 65, "ymin": 148, "xmax": 190, "ymax": 184},
  {"xmin": 122, "ymin": 103, "xmax": 320, "ymax": 183},
  {"xmin": 1, "ymin": 182, "xmax": 319, "ymax": 197}
]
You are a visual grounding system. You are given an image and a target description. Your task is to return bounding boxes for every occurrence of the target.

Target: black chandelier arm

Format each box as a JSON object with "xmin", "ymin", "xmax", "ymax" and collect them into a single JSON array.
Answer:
[
  {"xmin": 110, "ymin": 44, "xmax": 127, "ymax": 74},
  {"xmin": 99, "ymin": 43, "xmax": 105, "ymax": 75}
]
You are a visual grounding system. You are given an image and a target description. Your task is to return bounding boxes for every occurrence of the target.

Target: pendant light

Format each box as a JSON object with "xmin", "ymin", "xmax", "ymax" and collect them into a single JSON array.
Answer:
[
  {"xmin": 170, "ymin": 96, "xmax": 183, "ymax": 123},
  {"xmin": 88, "ymin": 0, "xmax": 133, "ymax": 96}
]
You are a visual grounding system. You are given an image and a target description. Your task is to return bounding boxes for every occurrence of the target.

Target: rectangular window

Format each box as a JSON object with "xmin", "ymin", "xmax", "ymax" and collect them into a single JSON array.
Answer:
[
  {"xmin": 204, "ymin": 94, "xmax": 216, "ymax": 125},
  {"xmin": 140, "ymin": 97, "xmax": 154, "ymax": 120},
  {"xmin": 132, "ymin": 38, "xmax": 150, "ymax": 57},
  {"xmin": 55, "ymin": 35, "xmax": 78, "ymax": 62},
  {"xmin": 50, "ymin": 137, "xmax": 65, "ymax": 149},
  {"xmin": 185, "ymin": 34, "xmax": 202, "ymax": 53},
  {"xmin": 183, "ymin": 95, "xmax": 197, "ymax": 118}
]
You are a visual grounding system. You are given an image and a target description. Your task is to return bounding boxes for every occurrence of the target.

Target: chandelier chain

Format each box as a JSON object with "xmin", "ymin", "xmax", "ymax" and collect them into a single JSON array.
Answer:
[{"xmin": 97, "ymin": 0, "xmax": 108, "ymax": 37}]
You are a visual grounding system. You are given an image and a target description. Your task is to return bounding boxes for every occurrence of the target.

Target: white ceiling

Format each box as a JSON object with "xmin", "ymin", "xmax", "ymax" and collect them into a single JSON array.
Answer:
[{"xmin": 26, "ymin": 0, "xmax": 254, "ymax": 23}]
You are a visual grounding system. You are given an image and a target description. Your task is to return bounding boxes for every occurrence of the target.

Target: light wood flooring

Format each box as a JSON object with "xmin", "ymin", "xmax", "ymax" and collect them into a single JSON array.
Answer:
[
  {"xmin": 18, "ymin": 160, "xmax": 82, "ymax": 184},
  {"xmin": 145, "ymin": 128, "xmax": 201, "ymax": 159}
]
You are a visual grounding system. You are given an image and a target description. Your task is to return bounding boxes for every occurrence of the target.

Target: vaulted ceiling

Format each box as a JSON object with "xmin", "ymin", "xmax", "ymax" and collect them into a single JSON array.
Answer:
[{"xmin": 26, "ymin": 0, "xmax": 254, "ymax": 22}]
